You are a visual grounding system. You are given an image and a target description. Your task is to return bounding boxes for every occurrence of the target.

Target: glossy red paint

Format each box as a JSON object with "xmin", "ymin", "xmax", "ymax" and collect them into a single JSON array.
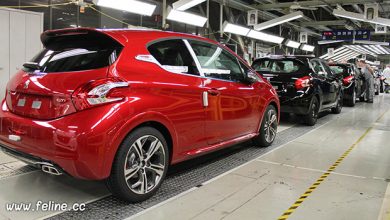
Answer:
[{"xmin": 0, "ymin": 28, "xmax": 279, "ymax": 180}]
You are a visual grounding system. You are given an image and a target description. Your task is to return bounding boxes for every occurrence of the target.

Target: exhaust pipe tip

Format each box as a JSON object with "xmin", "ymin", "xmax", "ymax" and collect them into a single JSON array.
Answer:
[{"xmin": 41, "ymin": 164, "xmax": 62, "ymax": 176}]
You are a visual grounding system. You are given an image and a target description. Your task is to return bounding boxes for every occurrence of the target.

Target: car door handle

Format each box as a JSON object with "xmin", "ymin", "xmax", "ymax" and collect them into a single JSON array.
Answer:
[
  {"xmin": 207, "ymin": 89, "xmax": 221, "ymax": 96},
  {"xmin": 8, "ymin": 127, "xmax": 26, "ymax": 135}
]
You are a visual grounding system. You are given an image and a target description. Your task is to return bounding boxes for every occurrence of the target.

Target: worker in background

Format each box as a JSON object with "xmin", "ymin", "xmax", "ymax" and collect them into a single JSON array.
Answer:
[
  {"xmin": 383, "ymin": 64, "xmax": 390, "ymax": 93},
  {"xmin": 357, "ymin": 60, "xmax": 374, "ymax": 103}
]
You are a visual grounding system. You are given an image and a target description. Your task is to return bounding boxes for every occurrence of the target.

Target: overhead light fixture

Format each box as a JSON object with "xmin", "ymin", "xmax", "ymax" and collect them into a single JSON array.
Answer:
[
  {"xmin": 330, "ymin": 47, "xmax": 354, "ymax": 58},
  {"xmin": 320, "ymin": 46, "xmax": 347, "ymax": 59},
  {"xmin": 334, "ymin": 53, "xmax": 359, "ymax": 62},
  {"xmin": 348, "ymin": 45, "xmax": 377, "ymax": 57},
  {"xmin": 247, "ymin": 30, "xmax": 284, "ymax": 44},
  {"xmin": 222, "ymin": 21, "xmax": 285, "ymax": 44},
  {"xmin": 364, "ymin": 45, "xmax": 383, "ymax": 54},
  {"xmin": 317, "ymin": 40, "xmax": 345, "ymax": 45},
  {"xmin": 333, "ymin": 9, "xmax": 390, "ymax": 27},
  {"xmin": 254, "ymin": 11, "xmax": 304, "ymax": 31},
  {"xmin": 222, "ymin": 21, "xmax": 250, "ymax": 36},
  {"xmin": 354, "ymin": 40, "xmax": 390, "ymax": 46},
  {"xmin": 333, "ymin": 9, "xmax": 365, "ymax": 22},
  {"xmin": 286, "ymin": 40, "xmax": 301, "ymax": 49},
  {"xmin": 347, "ymin": 45, "xmax": 371, "ymax": 55},
  {"xmin": 374, "ymin": 45, "xmax": 390, "ymax": 54},
  {"xmin": 94, "ymin": 0, "xmax": 156, "ymax": 16},
  {"xmin": 371, "ymin": 17, "xmax": 390, "ymax": 27},
  {"xmin": 167, "ymin": 7, "xmax": 207, "ymax": 27},
  {"xmin": 332, "ymin": 50, "xmax": 359, "ymax": 61},
  {"xmin": 301, "ymin": 44, "xmax": 315, "ymax": 52},
  {"xmin": 173, "ymin": 0, "xmax": 206, "ymax": 11}
]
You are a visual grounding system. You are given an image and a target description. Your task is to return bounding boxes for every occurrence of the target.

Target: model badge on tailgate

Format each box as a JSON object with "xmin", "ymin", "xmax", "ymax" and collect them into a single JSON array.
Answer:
[{"xmin": 8, "ymin": 135, "xmax": 21, "ymax": 142}]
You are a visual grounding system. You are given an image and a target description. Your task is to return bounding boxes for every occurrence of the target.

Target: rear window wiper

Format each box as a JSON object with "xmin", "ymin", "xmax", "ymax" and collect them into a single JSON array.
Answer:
[{"xmin": 23, "ymin": 62, "xmax": 41, "ymax": 71}]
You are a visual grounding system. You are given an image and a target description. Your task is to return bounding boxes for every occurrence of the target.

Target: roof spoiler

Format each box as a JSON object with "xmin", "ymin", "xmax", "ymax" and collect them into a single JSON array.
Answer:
[{"xmin": 41, "ymin": 28, "xmax": 123, "ymax": 50}]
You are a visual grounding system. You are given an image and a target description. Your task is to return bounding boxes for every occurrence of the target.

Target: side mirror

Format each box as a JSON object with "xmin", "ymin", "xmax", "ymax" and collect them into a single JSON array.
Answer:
[
  {"xmin": 23, "ymin": 62, "xmax": 40, "ymax": 71},
  {"xmin": 245, "ymin": 71, "xmax": 259, "ymax": 84}
]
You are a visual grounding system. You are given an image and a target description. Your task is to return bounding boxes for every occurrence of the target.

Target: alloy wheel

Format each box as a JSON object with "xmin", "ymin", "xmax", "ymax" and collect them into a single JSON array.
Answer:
[
  {"xmin": 124, "ymin": 135, "xmax": 166, "ymax": 194},
  {"xmin": 312, "ymin": 102, "xmax": 319, "ymax": 119},
  {"xmin": 264, "ymin": 109, "xmax": 277, "ymax": 143}
]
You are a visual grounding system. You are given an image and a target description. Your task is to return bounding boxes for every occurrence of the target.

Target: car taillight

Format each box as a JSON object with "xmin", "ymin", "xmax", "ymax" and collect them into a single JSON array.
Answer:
[
  {"xmin": 295, "ymin": 76, "xmax": 312, "ymax": 90},
  {"xmin": 72, "ymin": 78, "xmax": 129, "ymax": 110},
  {"xmin": 343, "ymin": 76, "xmax": 354, "ymax": 86}
]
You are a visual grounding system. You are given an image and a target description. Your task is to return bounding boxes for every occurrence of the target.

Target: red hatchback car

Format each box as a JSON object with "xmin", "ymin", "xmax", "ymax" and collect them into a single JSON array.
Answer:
[{"xmin": 0, "ymin": 28, "xmax": 279, "ymax": 202}]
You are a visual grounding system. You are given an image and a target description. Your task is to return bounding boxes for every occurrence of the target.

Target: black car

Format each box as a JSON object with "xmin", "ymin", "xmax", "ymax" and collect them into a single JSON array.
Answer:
[
  {"xmin": 329, "ymin": 63, "xmax": 365, "ymax": 106},
  {"xmin": 252, "ymin": 56, "xmax": 343, "ymax": 126}
]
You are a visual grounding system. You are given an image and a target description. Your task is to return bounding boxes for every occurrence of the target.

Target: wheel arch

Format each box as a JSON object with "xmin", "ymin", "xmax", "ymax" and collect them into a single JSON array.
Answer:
[
  {"xmin": 102, "ymin": 112, "xmax": 178, "ymax": 179},
  {"xmin": 132, "ymin": 121, "xmax": 174, "ymax": 164},
  {"xmin": 257, "ymin": 98, "xmax": 280, "ymax": 132},
  {"xmin": 268, "ymin": 100, "xmax": 280, "ymax": 122}
]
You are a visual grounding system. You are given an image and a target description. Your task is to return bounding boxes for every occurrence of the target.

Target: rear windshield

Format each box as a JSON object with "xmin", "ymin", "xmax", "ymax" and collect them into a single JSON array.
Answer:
[
  {"xmin": 27, "ymin": 47, "xmax": 122, "ymax": 73},
  {"xmin": 25, "ymin": 31, "xmax": 123, "ymax": 73},
  {"xmin": 253, "ymin": 59, "xmax": 306, "ymax": 74},
  {"xmin": 329, "ymin": 65, "xmax": 350, "ymax": 77}
]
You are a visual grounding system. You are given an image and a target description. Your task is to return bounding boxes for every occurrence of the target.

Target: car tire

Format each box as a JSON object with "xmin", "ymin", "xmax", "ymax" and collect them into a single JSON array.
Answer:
[
  {"xmin": 106, "ymin": 127, "xmax": 169, "ymax": 202},
  {"xmin": 331, "ymin": 93, "xmax": 343, "ymax": 114},
  {"xmin": 346, "ymin": 89, "xmax": 356, "ymax": 107},
  {"xmin": 253, "ymin": 105, "xmax": 278, "ymax": 147},
  {"xmin": 303, "ymin": 97, "xmax": 319, "ymax": 126}
]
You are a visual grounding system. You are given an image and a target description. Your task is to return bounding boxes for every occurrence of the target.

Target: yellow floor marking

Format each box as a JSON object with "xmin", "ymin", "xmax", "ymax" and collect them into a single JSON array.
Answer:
[
  {"xmin": 277, "ymin": 127, "xmax": 372, "ymax": 220},
  {"xmin": 378, "ymin": 183, "xmax": 390, "ymax": 220},
  {"xmin": 278, "ymin": 109, "xmax": 389, "ymax": 220}
]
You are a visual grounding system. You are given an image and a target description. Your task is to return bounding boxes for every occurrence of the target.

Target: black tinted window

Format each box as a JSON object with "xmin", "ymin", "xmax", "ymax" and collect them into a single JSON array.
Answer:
[
  {"xmin": 253, "ymin": 59, "xmax": 306, "ymax": 74},
  {"xmin": 28, "ymin": 48, "xmax": 120, "ymax": 73},
  {"xmin": 148, "ymin": 40, "xmax": 199, "ymax": 75}
]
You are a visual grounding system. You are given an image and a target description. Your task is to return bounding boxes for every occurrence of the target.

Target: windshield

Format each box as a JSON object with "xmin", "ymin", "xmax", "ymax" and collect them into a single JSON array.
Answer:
[{"xmin": 253, "ymin": 59, "xmax": 306, "ymax": 74}]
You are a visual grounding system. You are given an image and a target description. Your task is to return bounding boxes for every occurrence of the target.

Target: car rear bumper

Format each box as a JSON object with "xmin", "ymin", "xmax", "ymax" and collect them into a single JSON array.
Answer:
[
  {"xmin": 343, "ymin": 83, "xmax": 355, "ymax": 100},
  {"xmin": 279, "ymin": 94, "xmax": 313, "ymax": 115},
  {"xmin": 0, "ymin": 100, "xmax": 126, "ymax": 180}
]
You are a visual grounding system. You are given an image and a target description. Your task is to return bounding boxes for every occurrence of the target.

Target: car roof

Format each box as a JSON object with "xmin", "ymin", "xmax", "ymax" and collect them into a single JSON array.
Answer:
[
  {"xmin": 41, "ymin": 27, "xmax": 252, "ymax": 68},
  {"xmin": 42, "ymin": 27, "xmax": 219, "ymax": 47}
]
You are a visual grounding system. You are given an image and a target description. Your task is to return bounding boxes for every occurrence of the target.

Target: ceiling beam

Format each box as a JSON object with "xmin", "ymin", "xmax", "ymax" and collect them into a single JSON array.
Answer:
[{"xmin": 255, "ymin": 0, "xmax": 390, "ymax": 11}]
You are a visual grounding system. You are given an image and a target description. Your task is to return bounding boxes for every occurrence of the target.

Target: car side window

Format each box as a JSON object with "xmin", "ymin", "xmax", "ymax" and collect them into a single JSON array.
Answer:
[
  {"xmin": 148, "ymin": 39, "xmax": 199, "ymax": 75},
  {"xmin": 310, "ymin": 60, "xmax": 327, "ymax": 77},
  {"xmin": 321, "ymin": 61, "xmax": 335, "ymax": 77},
  {"xmin": 188, "ymin": 40, "xmax": 244, "ymax": 82}
]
